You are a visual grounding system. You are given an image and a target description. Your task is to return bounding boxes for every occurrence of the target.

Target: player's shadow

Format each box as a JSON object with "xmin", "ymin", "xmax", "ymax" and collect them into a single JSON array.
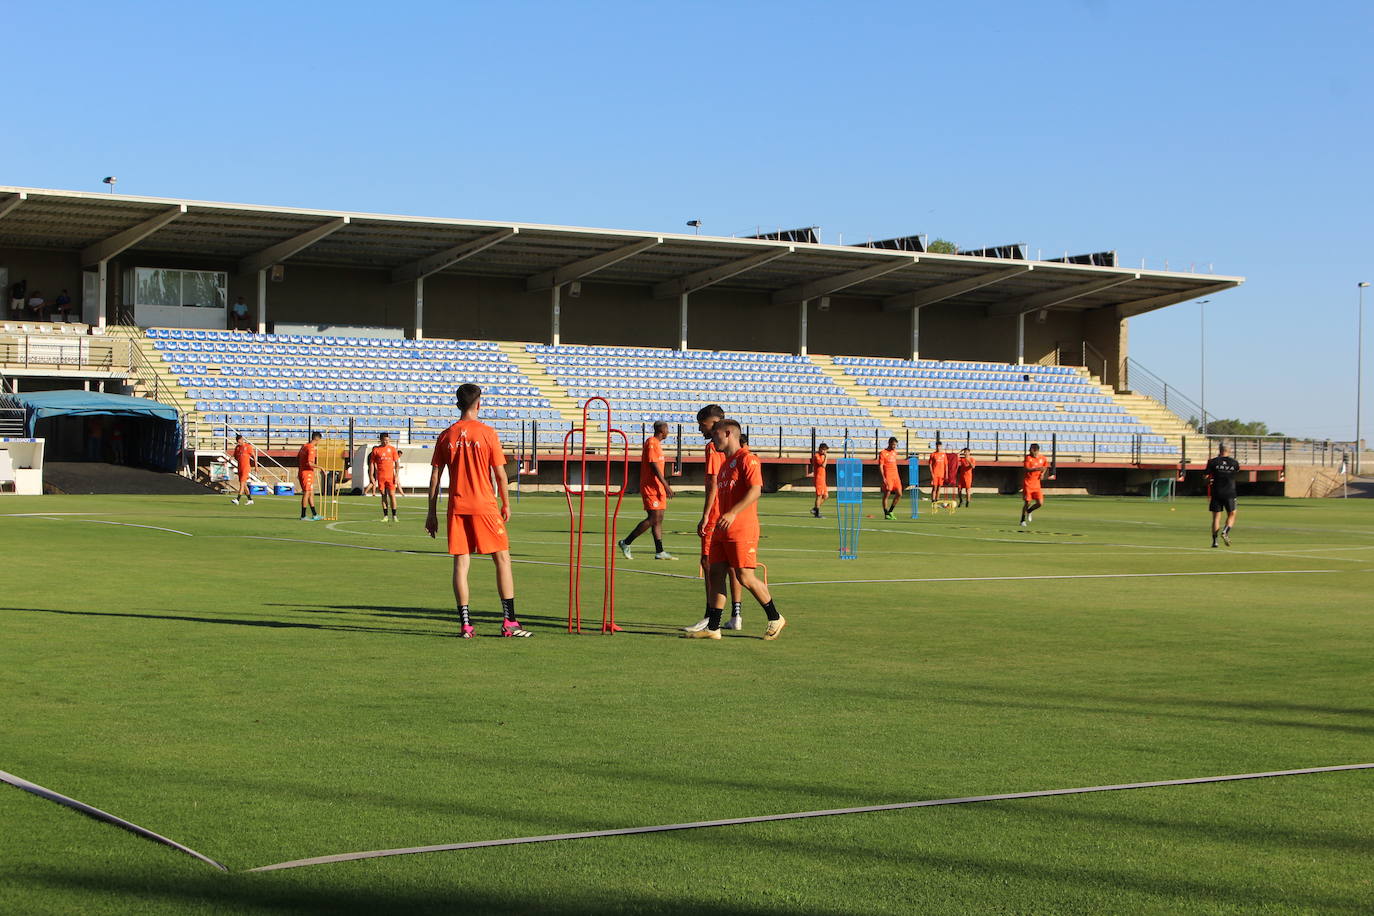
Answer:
[
  {"xmin": 0, "ymin": 606, "xmax": 445, "ymax": 639},
  {"xmin": 290, "ymin": 604, "xmax": 668, "ymax": 635}
]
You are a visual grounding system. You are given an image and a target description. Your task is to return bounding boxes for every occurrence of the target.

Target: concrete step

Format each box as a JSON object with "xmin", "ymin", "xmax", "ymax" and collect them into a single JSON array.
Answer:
[
  {"xmin": 810, "ymin": 353, "xmax": 901, "ymax": 436},
  {"xmin": 497, "ymin": 340, "xmax": 582, "ymax": 423}
]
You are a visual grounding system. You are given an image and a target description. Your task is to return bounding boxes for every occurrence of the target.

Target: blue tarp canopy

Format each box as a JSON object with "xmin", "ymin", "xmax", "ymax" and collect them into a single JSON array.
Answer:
[{"xmin": 16, "ymin": 391, "xmax": 182, "ymax": 470}]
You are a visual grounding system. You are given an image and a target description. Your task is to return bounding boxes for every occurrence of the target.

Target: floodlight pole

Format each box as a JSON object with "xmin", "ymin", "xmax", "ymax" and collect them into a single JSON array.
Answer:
[
  {"xmin": 1198, "ymin": 299, "xmax": 1210, "ymax": 436},
  {"xmin": 1359, "ymin": 283, "xmax": 1369, "ymax": 475}
]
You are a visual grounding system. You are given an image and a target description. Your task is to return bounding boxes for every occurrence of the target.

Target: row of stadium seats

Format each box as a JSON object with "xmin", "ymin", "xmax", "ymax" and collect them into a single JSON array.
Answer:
[
  {"xmin": 149, "ymin": 328, "xmax": 498, "ymax": 350},
  {"xmin": 529, "ymin": 344, "xmax": 809, "ymax": 363},
  {"xmin": 833, "ymin": 354, "xmax": 1079, "ymax": 375}
]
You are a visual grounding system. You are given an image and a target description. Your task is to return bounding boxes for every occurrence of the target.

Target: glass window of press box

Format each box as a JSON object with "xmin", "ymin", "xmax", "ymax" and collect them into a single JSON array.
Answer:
[{"xmin": 123, "ymin": 268, "xmax": 228, "ymax": 329}]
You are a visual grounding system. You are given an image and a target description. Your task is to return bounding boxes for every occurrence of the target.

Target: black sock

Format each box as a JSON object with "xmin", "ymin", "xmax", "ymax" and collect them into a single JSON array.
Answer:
[
  {"xmin": 300, "ymin": 506, "xmax": 306, "ymax": 518},
  {"xmin": 732, "ymin": 601, "xmax": 742, "ymax": 616},
  {"xmin": 706, "ymin": 607, "xmax": 723, "ymax": 630},
  {"xmin": 761, "ymin": 600, "xmax": 781, "ymax": 622},
  {"xmin": 459, "ymin": 605, "xmax": 471, "ymax": 627},
  {"xmin": 653, "ymin": 537, "xmax": 664, "ymax": 554},
  {"xmin": 623, "ymin": 530, "xmax": 639, "ymax": 545},
  {"xmin": 501, "ymin": 597, "xmax": 517, "ymax": 621}
]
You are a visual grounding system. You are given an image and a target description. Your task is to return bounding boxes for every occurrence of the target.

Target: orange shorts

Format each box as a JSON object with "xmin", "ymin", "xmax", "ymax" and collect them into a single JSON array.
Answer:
[
  {"xmin": 699, "ymin": 513, "xmax": 719, "ymax": 559},
  {"xmin": 709, "ymin": 534, "xmax": 760, "ymax": 568},
  {"xmin": 447, "ymin": 513, "xmax": 509, "ymax": 556},
  {"xmin": 930, "ymin": 473, "xmax": 945, "ymax": 487},
  {"xmin": 237, "ymin": 468, "xmax": 251, "ymax": 482},
  {"xmin": 957, "ymin": 473, "xmax": 972, "ymax": 489},
  {"xmin": 1023, "ymin": 486, "xmax": 1043, "ymax": 502},
  {"xmin": 640, "ymin": 483, "xmax": 666, "ymax": 511},
  {"xmin": 298, "ymin": 470, "xmax": 315, "ymax": 492},
  {"xmin": 881, "ymin": 474, "xmax": 902, "ymax": 494},
  {"xmin": 376, "ymin": 477, "xmax": 396, "ymax": 493},
  {"xmin": 814, "ymin": 480, "xmax": 828, "ymax": 498}
]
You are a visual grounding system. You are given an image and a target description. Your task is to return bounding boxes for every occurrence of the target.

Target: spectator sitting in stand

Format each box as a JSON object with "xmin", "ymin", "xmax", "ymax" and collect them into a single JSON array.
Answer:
[
  {"xmin": 53, "ymin": 290, "xmax": 73, "ymax": 322},
  {"xmin": 26, "ymin": 291, "xmax": 46, "ymax": 320},
  {"xmin": 231, "ymin": 297, "xmax": 251, "ymax": 331}
]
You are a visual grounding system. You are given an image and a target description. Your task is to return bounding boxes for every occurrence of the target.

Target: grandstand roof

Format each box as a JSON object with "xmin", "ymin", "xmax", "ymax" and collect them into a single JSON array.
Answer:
[{"xmin": 0, "ymin": 186, "xmax": 1241, "ymax": 318}]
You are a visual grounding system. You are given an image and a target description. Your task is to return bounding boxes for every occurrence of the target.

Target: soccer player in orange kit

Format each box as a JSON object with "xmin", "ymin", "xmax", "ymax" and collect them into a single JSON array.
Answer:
[
  {"xmin": 296, "ymin": 432, "xmax": 322, "ymax": 520},
  {"xmin": 425, "ymin": 383, "xmax": 530, "ymax": 638},
  {"xmin": 619, "ymin": 420, "xmax": 676, "ymax": 560},
  {"xmin": 928, "ymin": 444, "xmax": 949, "ymax": 503},
  {"xmin": 683, "ymin": 419, "xmax": 786, "ymax": 641},
  {"xmin": 230, "ymin": 434, "xmax": 256, "ymax": 506},
  {"xmin": 1020, "ymin": 443, "xmax": 1050, "ymax": 526},
  {"xmin": 879, "ymin": 436, "xmax": 902, "ymax": 519},
  {"xmin": 809, "ymin": 442, "xmax": 830, "ymax": 518},
  {"xmin": 954, "ymin": 447, "xmax": 975, "ymax": 507},
  {"xmin": 683, "ymin": 404, "xmax": 745, "ymax": 633},
  {"xmin": 368, "ymin": 432, "xmax": 402, "ymax": 522}
]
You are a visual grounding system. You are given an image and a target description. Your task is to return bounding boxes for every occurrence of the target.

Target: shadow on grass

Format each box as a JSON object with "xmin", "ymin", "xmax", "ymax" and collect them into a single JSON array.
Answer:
[
  {"xmin": 8, "ymin": 866, "xmax": 831, "ymax": 916},
  {"xmin": 0, "ymin": 607, "xmax": 450, "ymax": 640},
  {"xmin": 278, "ymin": 603, "xmax": 679, "ymax": 635}
]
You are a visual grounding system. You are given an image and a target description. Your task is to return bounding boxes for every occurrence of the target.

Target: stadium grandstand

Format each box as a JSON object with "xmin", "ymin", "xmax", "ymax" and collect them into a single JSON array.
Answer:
[{"xmin": 11, "ymin": 184, "xmax": 1339, "ymax": 496}]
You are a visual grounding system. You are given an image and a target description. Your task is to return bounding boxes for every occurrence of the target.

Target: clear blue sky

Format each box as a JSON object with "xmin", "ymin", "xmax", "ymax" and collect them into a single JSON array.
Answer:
[{"xmin": 5, "ymin": 1, "xmax": 1371, "ymax": 438}]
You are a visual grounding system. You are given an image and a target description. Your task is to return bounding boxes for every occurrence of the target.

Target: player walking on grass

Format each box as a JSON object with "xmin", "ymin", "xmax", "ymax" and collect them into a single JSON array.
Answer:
[
  {"xmin": 230, "ymin": 434, "xmax": 255, "ymax": 505},
  {"xmin": 297, "ymin": 432, "xmax": 322, "ymax": 520},
  {"xmin": 955, "ymin": 447, "xmax": 975, "ymax": 507},
  {"xmin": 1206, "ymin": 443, "xmax": 1241, "ymax": 547},
  {"xmin": 1020, "ymin": 443, "xmax": 1049, "ymax": 526},
  {"xmin": 369, "ymin": 432, "xmax": 402, "ymax": 522},
  {"xmin": 683, "ymin": 404, "xmax": 745, "ymax": 632},
  {"xmin": 425, "ymin": 383, "xmax": 530, "ymax": 638},
  {"xmin": 809, "ymin": 443, "xmax": 830, "ymax": 517},
  {"xmin": 684, "ymin": 419, "xmax": 785, "ymax": 641},
  {"xmin": 928, "ymin": 444, "xmax": 948, "ymax": 502},
  {"xmin": 879, "ymin": 437, "xmax": 902, "ymax": 519},
  {"xmin": 619, "ymin": 421, "xmax": 676, "ymax": 560}
]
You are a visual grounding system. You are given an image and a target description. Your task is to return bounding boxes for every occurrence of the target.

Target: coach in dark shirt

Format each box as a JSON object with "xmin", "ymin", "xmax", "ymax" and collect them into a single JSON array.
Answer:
[{"xmin": 1205, "ymin": 444, "xmax": 1241, "ymax": 548}]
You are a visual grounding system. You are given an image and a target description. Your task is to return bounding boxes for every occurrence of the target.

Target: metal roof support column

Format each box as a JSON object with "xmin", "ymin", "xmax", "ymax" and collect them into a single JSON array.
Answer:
[
  {"xmin": 798, "ymin": 299, "xmax": 810, "ymax": 356},
  {"xmin": 550, "ymin": 285, "xmax": 561, "ymax": 347},
  {"xmin": 256, "ymin": 270, "xmax": 267, "ymax": 335},
  {"xmin": 910, "ymin": 306, "xmax": 924, "ymax": 362},
  {"xmin": 96, "ymin": 260, "xmax": 108, "ymax": 332},
  {"xmin": 1016, "ymin": 312, "xmax": 1025, "ymax": 365},
  {"xmin": 414, "ymin": 276, "xmax": 424, "ymax": 340},
  {"xmin": 678, "ymin": 293, "xmax": 689, "ymax": 351}
]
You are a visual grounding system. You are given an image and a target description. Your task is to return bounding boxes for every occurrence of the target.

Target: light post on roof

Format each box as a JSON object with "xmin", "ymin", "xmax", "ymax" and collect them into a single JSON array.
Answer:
[
  {"xmin": 686, "ymin": 220, "xmax": 702, "ymax": 235},
  {"xmin": 1198, "ymin": 299, "xmax": 1210, "ymax": 436},
  {"xmin": 102, "ymin": 176, "xmax": 117, "ymax": 194},
  {"xmin": 1358, "ymin": 282, "xmax": 1370, "ymax": 476}
]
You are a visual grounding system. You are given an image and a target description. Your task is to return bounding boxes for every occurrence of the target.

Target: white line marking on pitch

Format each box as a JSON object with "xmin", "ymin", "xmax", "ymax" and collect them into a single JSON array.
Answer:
[
  {"xmin": 248, "ymin": 762, "xmax": 1374, "ymax": 872},
  {"xmin": 80, "ymin": 519, "xmax": 194, "ymax": 536},
  {"xmin": 768, "ymin": 569, "xmax": 1340, "ymax": 586}
]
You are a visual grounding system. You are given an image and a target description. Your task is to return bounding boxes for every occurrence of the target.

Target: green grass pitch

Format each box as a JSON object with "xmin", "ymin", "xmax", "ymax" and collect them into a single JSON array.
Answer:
[{"xmin": 2, "ymin": 490, "xmax": 1372, "ymax": 914}]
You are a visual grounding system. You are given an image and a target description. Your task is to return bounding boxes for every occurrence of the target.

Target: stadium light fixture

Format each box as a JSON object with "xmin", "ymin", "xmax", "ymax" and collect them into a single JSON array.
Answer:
[
  {"xmin": 102, "ymin": 176, "xmax": 117, "ymax": 193},
  {"xmin": 1198, "ymin": 299, "xmax": 1211, "ymax": 437},
  {"xmin": 686, "ymin": 220, "xmax": 702, "ymax": 235},
  {"xmin": 1359, "ymin": 283, "xmax": 1370, "ymax": 476}
]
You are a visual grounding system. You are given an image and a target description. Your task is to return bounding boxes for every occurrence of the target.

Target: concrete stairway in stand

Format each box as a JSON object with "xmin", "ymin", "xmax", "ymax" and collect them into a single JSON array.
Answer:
[
  {"xmin": 810, "ymin": 353, "xmax": 902, "ymax": 440},
  {"xmin": 495, "ymin": 341, "xmax": 581, "ymax": 425}
]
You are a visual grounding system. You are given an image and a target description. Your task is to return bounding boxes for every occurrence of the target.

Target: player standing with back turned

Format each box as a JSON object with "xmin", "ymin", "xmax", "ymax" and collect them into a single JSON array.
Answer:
[
  {"xmin": 231, "ymin": 434, "xmax": 256, "ymax": 506},
  {"xmin": 1205, "ymin": 443, "xmax": 1241, "ymax": 547},
  {"xmin": 425, "ymin": 383, "xmax": 531, "ymax": 638},
  {"xmin": 810, "ymin": 442, "xmax": 830, "ymax": 518},
  {"xmin": 296, "ymin": 432, "xmax": 322, "ymax": 521},
  {"xmin": 879, "ymin": 437, "xmax": 902, "ymax": 519}
]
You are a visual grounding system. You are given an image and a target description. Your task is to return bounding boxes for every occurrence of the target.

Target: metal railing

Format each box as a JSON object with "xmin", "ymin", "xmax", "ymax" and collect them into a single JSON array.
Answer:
[
  {"xmin": 0, "ymin": 372, "xmax": 24, "ymax": 437},
  {"xmin": 1121, "ymin": 357, "xmax": 1206, "ymax": 430}
]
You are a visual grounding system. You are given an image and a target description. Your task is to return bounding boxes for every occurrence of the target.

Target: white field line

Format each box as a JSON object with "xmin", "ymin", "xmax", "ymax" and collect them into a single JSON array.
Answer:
[
  {"xmin": 248, "ymin": 762, "xmax": 1374, "ymax": 872},
  {"xmin": 768, "ymin": 569, "xmax": 1341, "ymax": 587},
  {"xmin": 80, "ymin": 519, "xmax": 194, "ymax": 537}
]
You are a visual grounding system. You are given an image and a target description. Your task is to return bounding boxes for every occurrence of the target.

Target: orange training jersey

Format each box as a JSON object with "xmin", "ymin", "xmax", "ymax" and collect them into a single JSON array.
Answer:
[
  {"xmin": 1023, "ymin": 453, "xmax": 1049, "ymax": 486},
  {"xmin": 640, "ymin": 436, "xmax": 665, "ymax": 490},
  {"xmin": 233, "ymin": 441, "xmax": 255, "ymax": 467},
  {"xmin": 810, "ymin": 450, "xmax": 828, "ymax": 476},
  {"xmin": 879, "ymin": 448, "xmax": 899, "ymax": 478},
  {"xmin": 958, "ymin": 455, "xmax": 976, "ymax": 478},
  {"xmin": 297, "ymin": 441, "xmax": 318, "ymax": 472},
  {"xmin": 370, "ymin": 444, "xmax": 400, "ymax": 479},
  {"xmin": 703, "ymin": 441, "xmax": 725, "ymax": 516},
  {"xmin": 431, "ymin": 420, "xmax": 507, "ymax": 515},
  {"xmin": 715, "ymin": 447, "xmax": 763, "ymax": 540},
  {"xmin": 929, "ymin": 450, "xmax": 948, "ymax": 473}
]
